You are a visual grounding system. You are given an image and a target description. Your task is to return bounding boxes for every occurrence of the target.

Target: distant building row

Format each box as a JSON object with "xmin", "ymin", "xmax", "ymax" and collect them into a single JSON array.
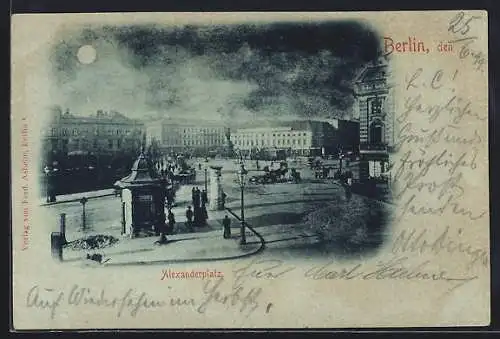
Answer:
[
  {"xmin": 144, "ymin": 117, "xmax": 359, "ymax": 158},
  {"xmin": 41, "ymin": 110, "xmax": 376, "ymax": 160},
  {"xmin": 231, "ymin": 120, "xmax": 359, "ymax": 157},
  {"xmin": 41, "ymin": 107, "xmax": 144, "ymax": 157},
  {"xmin": 145, "ymin": 118, "xmax": 229, "ymax": 156}
]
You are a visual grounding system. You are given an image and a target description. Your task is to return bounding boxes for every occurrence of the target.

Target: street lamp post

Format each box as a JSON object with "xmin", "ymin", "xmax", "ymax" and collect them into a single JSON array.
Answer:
[
  {"xmin": 338, "ymin": 147, "xmax": 344, "ymax": 174},
  {"xmin": 44, "ymin": 166, "xmax": 50, "ymax": 202},
  {"xmin": 80, "ymin": 197, "xmax": 88, "ymax": 230},
  {"xmin": 237, "ymin": 164, "xmax": 248, "ymax": 245},
  {"xmin": 204, "ymin": 167, "xmax": 208, "ymax": 192}
]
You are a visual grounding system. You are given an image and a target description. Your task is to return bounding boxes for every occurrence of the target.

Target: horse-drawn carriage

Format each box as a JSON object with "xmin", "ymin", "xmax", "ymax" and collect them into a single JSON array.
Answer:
[
  {"xmin": 249, "ymin": 161, "xmax": 301, "ymax": 184},
  {"xmin": 173, "ymin": 168, "xmax": 196, "ymax": 185},
  {"xmin": 249, "ymin": 168, "xmax": 286, "ymax": 184}
]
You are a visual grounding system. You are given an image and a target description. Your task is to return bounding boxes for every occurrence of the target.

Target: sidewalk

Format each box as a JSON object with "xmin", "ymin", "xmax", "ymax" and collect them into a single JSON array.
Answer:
[
  {"xmin": 62, "ymin": 225, "xmax": 264, "ymax": 267},
  {"xmin": 40, "ymin": 188, "xmax": 116, "ymax": 206},
  {"xmin": 61, "ymin": 211, "xmax": 321, "ymax": 267}
]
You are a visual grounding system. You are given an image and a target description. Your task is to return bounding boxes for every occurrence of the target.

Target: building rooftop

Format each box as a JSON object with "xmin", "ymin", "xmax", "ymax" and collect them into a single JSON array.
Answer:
[
  {"xmin": 232, "ymin": 118, "xmax": 357, "ymax": 132},
  {"xmin": 115, "ymin": 152, "xmax": 162, "ymax": 188},
  {"xmin": 51, "ymin": 107, "xmax": 142, "ymax": 125},
  {"xmin": 144, "ymin": 117, "xmax": 358, "ymax": 132},
  {"xmin": 355, "ymin": 57, "xmax": 390, "ymax": 84},
  {"xmin": 147, "ymin": 117, "xmax": 228, "ymax": 127}
]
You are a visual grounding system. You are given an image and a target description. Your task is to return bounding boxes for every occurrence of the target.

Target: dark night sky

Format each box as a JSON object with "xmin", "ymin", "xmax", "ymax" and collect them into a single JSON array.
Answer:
[{"xmin": 49, "ymin": 21, "xmax": 382, "ymax": 122}]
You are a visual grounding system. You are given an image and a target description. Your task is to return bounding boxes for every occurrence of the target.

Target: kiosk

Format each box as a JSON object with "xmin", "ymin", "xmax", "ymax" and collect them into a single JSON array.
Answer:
[{"xmin": 115, "ymin": 152, "xmax": 166, "ymax": 238}]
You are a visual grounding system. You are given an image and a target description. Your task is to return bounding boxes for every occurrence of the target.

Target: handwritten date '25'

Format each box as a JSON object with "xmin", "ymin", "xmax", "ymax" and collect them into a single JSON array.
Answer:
[{"xmin": 448, "ymin": 11, "xmax": 486, "ymax": 72}]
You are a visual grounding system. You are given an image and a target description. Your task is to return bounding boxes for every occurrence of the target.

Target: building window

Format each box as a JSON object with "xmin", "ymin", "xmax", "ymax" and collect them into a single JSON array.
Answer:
[
  {"xmin": 371, "ymin": 97, "xmax": 383, "ymax": 116},
  {"xmin": 369, "ymin": 120, "xmax": 384, "ymax": 144},
  {"xmin": 369, "ymin": 161, "xmax": 382, "ymax": 177}
]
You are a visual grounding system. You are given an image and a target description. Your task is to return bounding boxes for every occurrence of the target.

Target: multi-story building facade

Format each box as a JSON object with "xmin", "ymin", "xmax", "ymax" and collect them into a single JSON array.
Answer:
[
  {"xmin": 145, "ymin": 118, "xmax": 228, "ymax": 156},
  {"xmin": 353, "ymin": 58, "xmax": 395, "ymax": 182},
  {"xmin": 41, "ymin": 106, "xmax": 144, "ymax": 157},
  {"xmin": 232, "ymin": 126, "xmax": 312, "ymax": 156},
  {"xmin": 231, "ymin": 119, "xmax": 359, "ymax": 157}
]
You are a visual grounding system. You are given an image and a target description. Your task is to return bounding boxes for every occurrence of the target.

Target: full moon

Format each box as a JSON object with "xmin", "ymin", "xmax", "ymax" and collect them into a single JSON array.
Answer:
[{"xmin": 77, "ymin": 45, "xmax": 97, "ymax": 64}]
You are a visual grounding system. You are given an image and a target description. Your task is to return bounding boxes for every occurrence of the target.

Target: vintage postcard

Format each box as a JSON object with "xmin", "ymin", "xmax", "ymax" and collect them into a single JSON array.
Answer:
[{"xmin": 11, "ymin": 11, "xmax": 489, "ymax": 329}]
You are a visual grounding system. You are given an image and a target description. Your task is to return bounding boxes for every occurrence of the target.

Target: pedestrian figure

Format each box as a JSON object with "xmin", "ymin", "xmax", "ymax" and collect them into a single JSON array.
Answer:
[
  {"xmin": 201, "ymin": 204, "xmax": 208, "ymax": 226},
  {"xmin": 222, "ymin": 215, "xmax": 231, "ymax": 239},
  {"xmin": 167, "ymin": 210, "xmax": 176, "ymax": 235},
  {"xmin": 155, "ymin": 221, "xmax": 169, "ymax": 245},
  {"xmin": 201, "ymin": 189, "xmax": 208, "ymax": 205},
  {"xmin": 165, "ymin": 190, "xmax": 172, "ymax": 209},
  {"xmin": 185, "ymin": 206, "xmax": 194, "ymax": 232},
  {"xmin": 198, "ymin": 163, "xmax": 202, "ymax": 170},
  {"xmin": 194, "ymin": 187, "xmax": 201, "ymax": 209},
  {"xmin": 345, "ymin": 176, "xmax": 353, "ymax": 201},
  {"xmin": 191, "ymin": 187, "xmax": 196, "ymax": 206},
  {"xmin": 194, "ymin": 204, "xmax": 204, "ymax": 227}
]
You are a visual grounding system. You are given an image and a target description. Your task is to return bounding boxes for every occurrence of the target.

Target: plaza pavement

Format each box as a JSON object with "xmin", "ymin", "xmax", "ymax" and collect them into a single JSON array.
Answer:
[
  {"xmin": 45, "ymin": 157, "xmax": 392, "ymax": 266},
  {"xmin": 58, "ymin": 180, "xmax": 325, "ymax": 267}
]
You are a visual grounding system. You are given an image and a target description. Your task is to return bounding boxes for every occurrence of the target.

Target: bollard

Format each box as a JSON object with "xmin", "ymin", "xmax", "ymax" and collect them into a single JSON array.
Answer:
[
  {"xmin": 121, "ymin": 202, "xmax": 126, "ymax": 235},
  {"xmin": 59, "ymin": 213, "xmax": 67, "ymax": 244},
  {"xmin": 50, "ymin": 232, "xmax": 63, "ymax": 262}
]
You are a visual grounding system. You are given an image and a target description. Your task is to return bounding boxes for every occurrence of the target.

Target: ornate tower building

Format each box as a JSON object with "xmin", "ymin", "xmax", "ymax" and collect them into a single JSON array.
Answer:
[{"xmin": 354, "ymin": 58, "xmax": 395, "ymax": 183}]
